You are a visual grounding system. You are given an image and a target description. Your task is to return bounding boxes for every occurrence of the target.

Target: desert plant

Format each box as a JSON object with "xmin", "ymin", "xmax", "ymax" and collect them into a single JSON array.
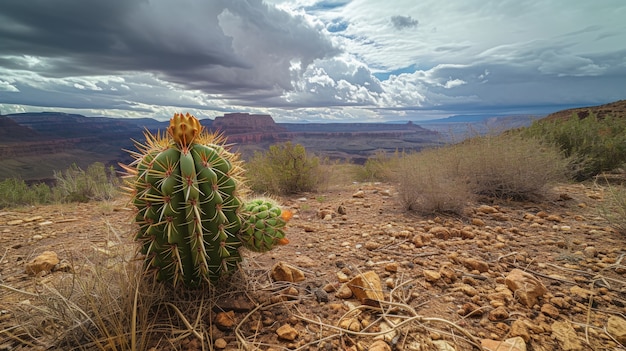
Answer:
[
  {"xmin": 0, "ymin": 178, "xmax": 54, "ymax": 208},
  {"xmin": 123, "ymin": 113, "xmax": 289, "ymax": 288},
  {"xmin": 523, "ymin": 113, "xmax": 626, "ymax": 180},
  {"xmin": 245, "ymin": 141, "xmax": 323, "ymax": 194},
  {"xmin": 453, "ymin": 133, "xmax": 570, "ymax": 200},
  {"xmin": 355, "ymin": 150, "xmax": 400, "ymax": 182},
  {"xmin": 598, "ymin": 180, "xmax": 626, "ymax": 235},
  {"xmin": 54, "ymin": 162, "xmax": 119, "ymax": 202},
  {"xmin": 396, "ymin": 150, "xmax": 472, "ymax": 214}
]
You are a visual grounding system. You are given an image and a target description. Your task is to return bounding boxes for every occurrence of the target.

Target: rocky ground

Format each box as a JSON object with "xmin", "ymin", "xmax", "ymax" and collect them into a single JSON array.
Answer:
[{"xmin": 1, "ymin": 181, "xmax": 625, "ymax": 351}]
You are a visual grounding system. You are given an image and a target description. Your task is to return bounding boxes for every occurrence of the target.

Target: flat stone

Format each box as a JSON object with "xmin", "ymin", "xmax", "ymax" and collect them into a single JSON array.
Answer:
[
  {"xmin": 504, "ymin": 269, "xmax": 547, "ymax": 307},
  {"xmin": 25, "ymin": 251, "xmax": 59, "ymax": 275},
  {"xmin": 423, "ymin": 269, "xmax": 441, "ymax": 282},
  {"xmin": 270, "ymin": 262, "xmax": 305, "ymax": 282},
  {"xmin": 214, "ymin": 311, "xmax": 235, "ymax": 330},
  {"xmin": 551, "ymin": 321, "xmax": 583, "ymax": 350},
  {"xmin": 462, "ymin": 257, "xmax": 490, "ymax": 273},
  {"xmin": 347, "ymin": 271, "xmax": 384, "ymax": 306},
  {"xmin": 540, "ymin": 303, "xmax": 560, "ymax": 318}
]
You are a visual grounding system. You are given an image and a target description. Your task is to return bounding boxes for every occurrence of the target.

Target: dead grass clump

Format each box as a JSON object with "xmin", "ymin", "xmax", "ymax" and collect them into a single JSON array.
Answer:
[
  {"xmin": 454, "ymin": 133, "xmax": 570, "ymax": 200},
  {"xmin": 396, "ymin": 150, "xmax": 472, "ymax": 214},
  {"xmin": 598, "ymin": 179, "xmax": 626, "ymax": 235},
  {"xmin": 393, "ymin": 133, "xmax": 570, "ymax": 213},
  {"xmin": 0, "ymin": 242, "xmax": 258, "ymax": 350}
]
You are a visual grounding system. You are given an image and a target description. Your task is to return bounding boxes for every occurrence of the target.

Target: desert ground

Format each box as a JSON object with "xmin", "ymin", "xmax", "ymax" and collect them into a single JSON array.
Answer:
[{"xmin": 1, "ymin": 179, "xmax": 625, "ymax": 351}]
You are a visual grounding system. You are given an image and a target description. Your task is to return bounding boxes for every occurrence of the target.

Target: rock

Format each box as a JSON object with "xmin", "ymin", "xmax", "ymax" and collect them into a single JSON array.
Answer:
[
  {"xmin": 214, "ymin": 311, "xmax": 235, "ymax": 330},
  {"xmin": 432, "ymin": 340, "xmax": 456, "ymax": 351},
  {"xmin": 364, "ymin": 241, "xmax": 381, "ymax": 251},
  {"xmin": 384, "ymin": 262, "xmax": 398, "ymax": 273},
  {"xmin": 214, "ymin": 296, "xmax": 254, "ymax": 312},
  {"xmin": 347, "ymin": 271, "xmax": 384, "ymax": 306},
  {"xmin": 583, "ymin": 246, "xmax": 598, "ymax": 258},
  {"xmin": 477, "ymin": 205, "xmax": 499, "ymax": 214},
  {"xmin": 276, "ymin": 324, "xmax": 298, "ymax": 341},
  {"xmin": 352, "ymin": 190, "xmax": 365, "ymax": 198},
  {"xmin": 551, "ymin": 321, "xmax": 583, "ymax": 350},
  {"xmin": 214, "ymin": 338, "xmax": 228, "ymax": 349},
  {"xmin": 25, "ymin": 251, "xmax": 59, "ymax": 275},
  {"xmin": 471, "ymin": 218, "xmax": 486, "ymax": 227},
  {"xmin": 462, "ymin": 257, "xmax": 490, "ymax": 273},
  {"xmin": 337, "ymin": 205, "xmax": 347, "ymax": 215},
  {"xmin": 488, "ymin": 306, "xmax": 509, "ymax": 321},
  {"xmin": 457, "ymin": 302, "xmax": 483, "ymax": 317},
  {"xmin": 339, "ymin": 317, "xmax": 361, "ymax": 332},
  {"xmin": 368, "ymin": 340, "xmax": 391, "ymax": 351},
  {"xmin": 336, "ymin": 284, "xmax": 353, "ymax": 299},
  {"xmin": 569, "ymin": 285, "xmax": 595, "ymax": 299},
  {"xmin": 540, "ymin": 303, "xmax": 559, "ymax": 318},
  {"xmin": 429, "ymin": 226, "xmax": 451, "ymax": 239},
  {"xmin": 504, "ymin": 269, "xmax": 547, "ymax": 307},
  {"xmin": 510, "ymin": 319, "xmax": 530, "ymax": 342},
  {"xmin": 271, "ymin": 262, "xmax": 305, "ymax": 282},
  {"xmin": 481, "ymin": 337, "xmax": 526, "ymax": 351},
  {"xmin": 607, "ymin": 315, "xmax": 626, "ymax": 344},
  {"xmin": 423, "ymin": 269, "xmax": 441, "ymax": 282},
  {"xmin": 314, "ymin": 288, "xmax": 329, "ymax": 303}
]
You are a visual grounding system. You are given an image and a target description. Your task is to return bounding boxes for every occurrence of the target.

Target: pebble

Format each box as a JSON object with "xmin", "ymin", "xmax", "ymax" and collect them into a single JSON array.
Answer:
[{"xmin": 276, "ymin": 324, "xmax": 298, "ymax": 341}]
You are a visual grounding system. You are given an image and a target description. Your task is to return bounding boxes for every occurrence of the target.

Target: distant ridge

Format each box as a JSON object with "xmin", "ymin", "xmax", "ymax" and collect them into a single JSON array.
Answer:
[
  {"xmin": 543, "ymin": 100, "xmax": 626, "ymax": 121},
  {"xmin": 0, "ymin": 115, "xmax": 40, "ymax": 142}
]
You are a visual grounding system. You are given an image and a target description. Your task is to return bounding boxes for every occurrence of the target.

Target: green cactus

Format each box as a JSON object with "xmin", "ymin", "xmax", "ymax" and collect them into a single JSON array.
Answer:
[
  {"xmin": 124, "ymin": 113, "xmax": 289, "ymax": 288},
  {"xmin": 240, "ymin": 198, "xmax": 291, "ymax": 252}
]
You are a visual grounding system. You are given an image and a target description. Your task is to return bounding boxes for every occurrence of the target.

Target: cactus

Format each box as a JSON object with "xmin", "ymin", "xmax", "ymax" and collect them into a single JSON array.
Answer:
[
  {"xmin": 240, "ymin": 198, "xmax": 291, "ymax": 252},
  {"xmin": 123, "ymin": 113, "xmax": 288, "ymax": 288}
]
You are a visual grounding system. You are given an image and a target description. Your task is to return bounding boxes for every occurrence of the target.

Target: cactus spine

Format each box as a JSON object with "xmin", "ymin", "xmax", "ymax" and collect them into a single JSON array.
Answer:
[{"xmin": 125, "ymin": 113, "xmax": 259, "ymax": 287}]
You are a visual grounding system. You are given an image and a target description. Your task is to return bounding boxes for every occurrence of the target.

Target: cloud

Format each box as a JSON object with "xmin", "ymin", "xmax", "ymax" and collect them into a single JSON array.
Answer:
[
  {"xmin": 0, "ymin": 0, "xmax": 339, "ymax": 102},
  {"xmin": 390, "ymin": 15, "xmax": 418, "ymax": 30},
  {"xmin": 1, "ymin": 0, "xmax": 625, "ymax": 122}
]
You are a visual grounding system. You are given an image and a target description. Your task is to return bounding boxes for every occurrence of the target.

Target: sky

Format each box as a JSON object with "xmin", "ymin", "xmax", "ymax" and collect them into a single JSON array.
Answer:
[{"xmin": 0, "ymin": 0, "xmax": 625, "ymax": 123}]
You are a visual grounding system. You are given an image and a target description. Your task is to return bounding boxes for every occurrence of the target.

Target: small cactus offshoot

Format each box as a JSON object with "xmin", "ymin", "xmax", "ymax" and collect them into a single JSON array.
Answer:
[{"xmin": 123, "ymin": 113, "xmax": 289, "ymax": 288}]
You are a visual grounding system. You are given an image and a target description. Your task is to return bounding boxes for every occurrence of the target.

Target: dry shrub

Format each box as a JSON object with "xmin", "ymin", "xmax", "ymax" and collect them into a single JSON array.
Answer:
[
  {"xmin": 396, "ymin": 150, "xmax": 472, "ymax": 214},
  {"xmin": 598, "ymin": 180, "xmax": 626, "ymax": 235},
  {"xmin": 394, "ymin": 133, "xmax": 570, "ymax": 213},
  {"xmin": 453, "ymin": 133, "xmax": 570, "ymax": 200}
]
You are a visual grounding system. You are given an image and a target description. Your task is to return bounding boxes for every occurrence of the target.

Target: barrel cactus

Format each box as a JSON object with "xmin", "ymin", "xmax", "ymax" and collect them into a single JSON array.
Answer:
[{"xmin": 123, "ymin": 113, "xmax": 289, "ymax": 288}]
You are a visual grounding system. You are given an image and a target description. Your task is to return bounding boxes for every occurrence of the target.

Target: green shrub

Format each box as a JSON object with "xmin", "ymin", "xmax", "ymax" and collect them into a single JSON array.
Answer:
[
  {"xmin": 54, "ymin": 162, "xmax": 119, "ymax": 202},
  {"xmin": 0, "ymin": 178, "xmax": 51, "ymax": 208},
  {"xmin": 355, "ymin": 150, "xmax": 400, "ymax": 182},
  {"xmin": 245, "ymin": 142, "xmax": 323, "ymax": 194},
  {"xmin": 523, "ymin": 114, "xmax": 626, "ymax": 180}
]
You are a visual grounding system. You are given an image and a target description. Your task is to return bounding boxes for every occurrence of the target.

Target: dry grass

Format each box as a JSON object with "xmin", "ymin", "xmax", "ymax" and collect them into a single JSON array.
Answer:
[
  {"xmin": 393, "ymin": 133, "xmax": 571, "ymax": 214},
  {"xmin": 396, "ymin": 150, "xmax": 472, "ymax": 214},
  {"xmin": 597, "ymin": 178, "xmax": 626, "ymax": 235}
]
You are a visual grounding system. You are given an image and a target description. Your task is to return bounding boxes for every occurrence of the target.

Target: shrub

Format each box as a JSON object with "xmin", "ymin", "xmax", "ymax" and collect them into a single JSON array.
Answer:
[
  {"xmin": 523, "ymin": 113, "xmax": 626, "ymax": 180},
  {"xmin": 54, "ymin": 162, "xmax": 119, "ymax": 202},
  {"xmin": 393, "ymin": 133, "xmax": 570, "ymax": 213},
  {"xmin": 454, "ymin": 133, "xmax": 571, "ymax": 200},
  {"xmin": 0, "ymin": 178, "xmax": 53, "ymax": 208},
  {"xmin": 245, "ymin": 142, "xmax": 323, "ymax": 194},
  {"xmin": 396, "ymin": 150, "xmax": 472, "ymax": 214},
  {"xmin": 355, "ymin": 150, "xmax": 400, "ymax": 182},
  {"xmin": 598, "ymin": 180, "xmax": 626, "ymax": 235}
]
